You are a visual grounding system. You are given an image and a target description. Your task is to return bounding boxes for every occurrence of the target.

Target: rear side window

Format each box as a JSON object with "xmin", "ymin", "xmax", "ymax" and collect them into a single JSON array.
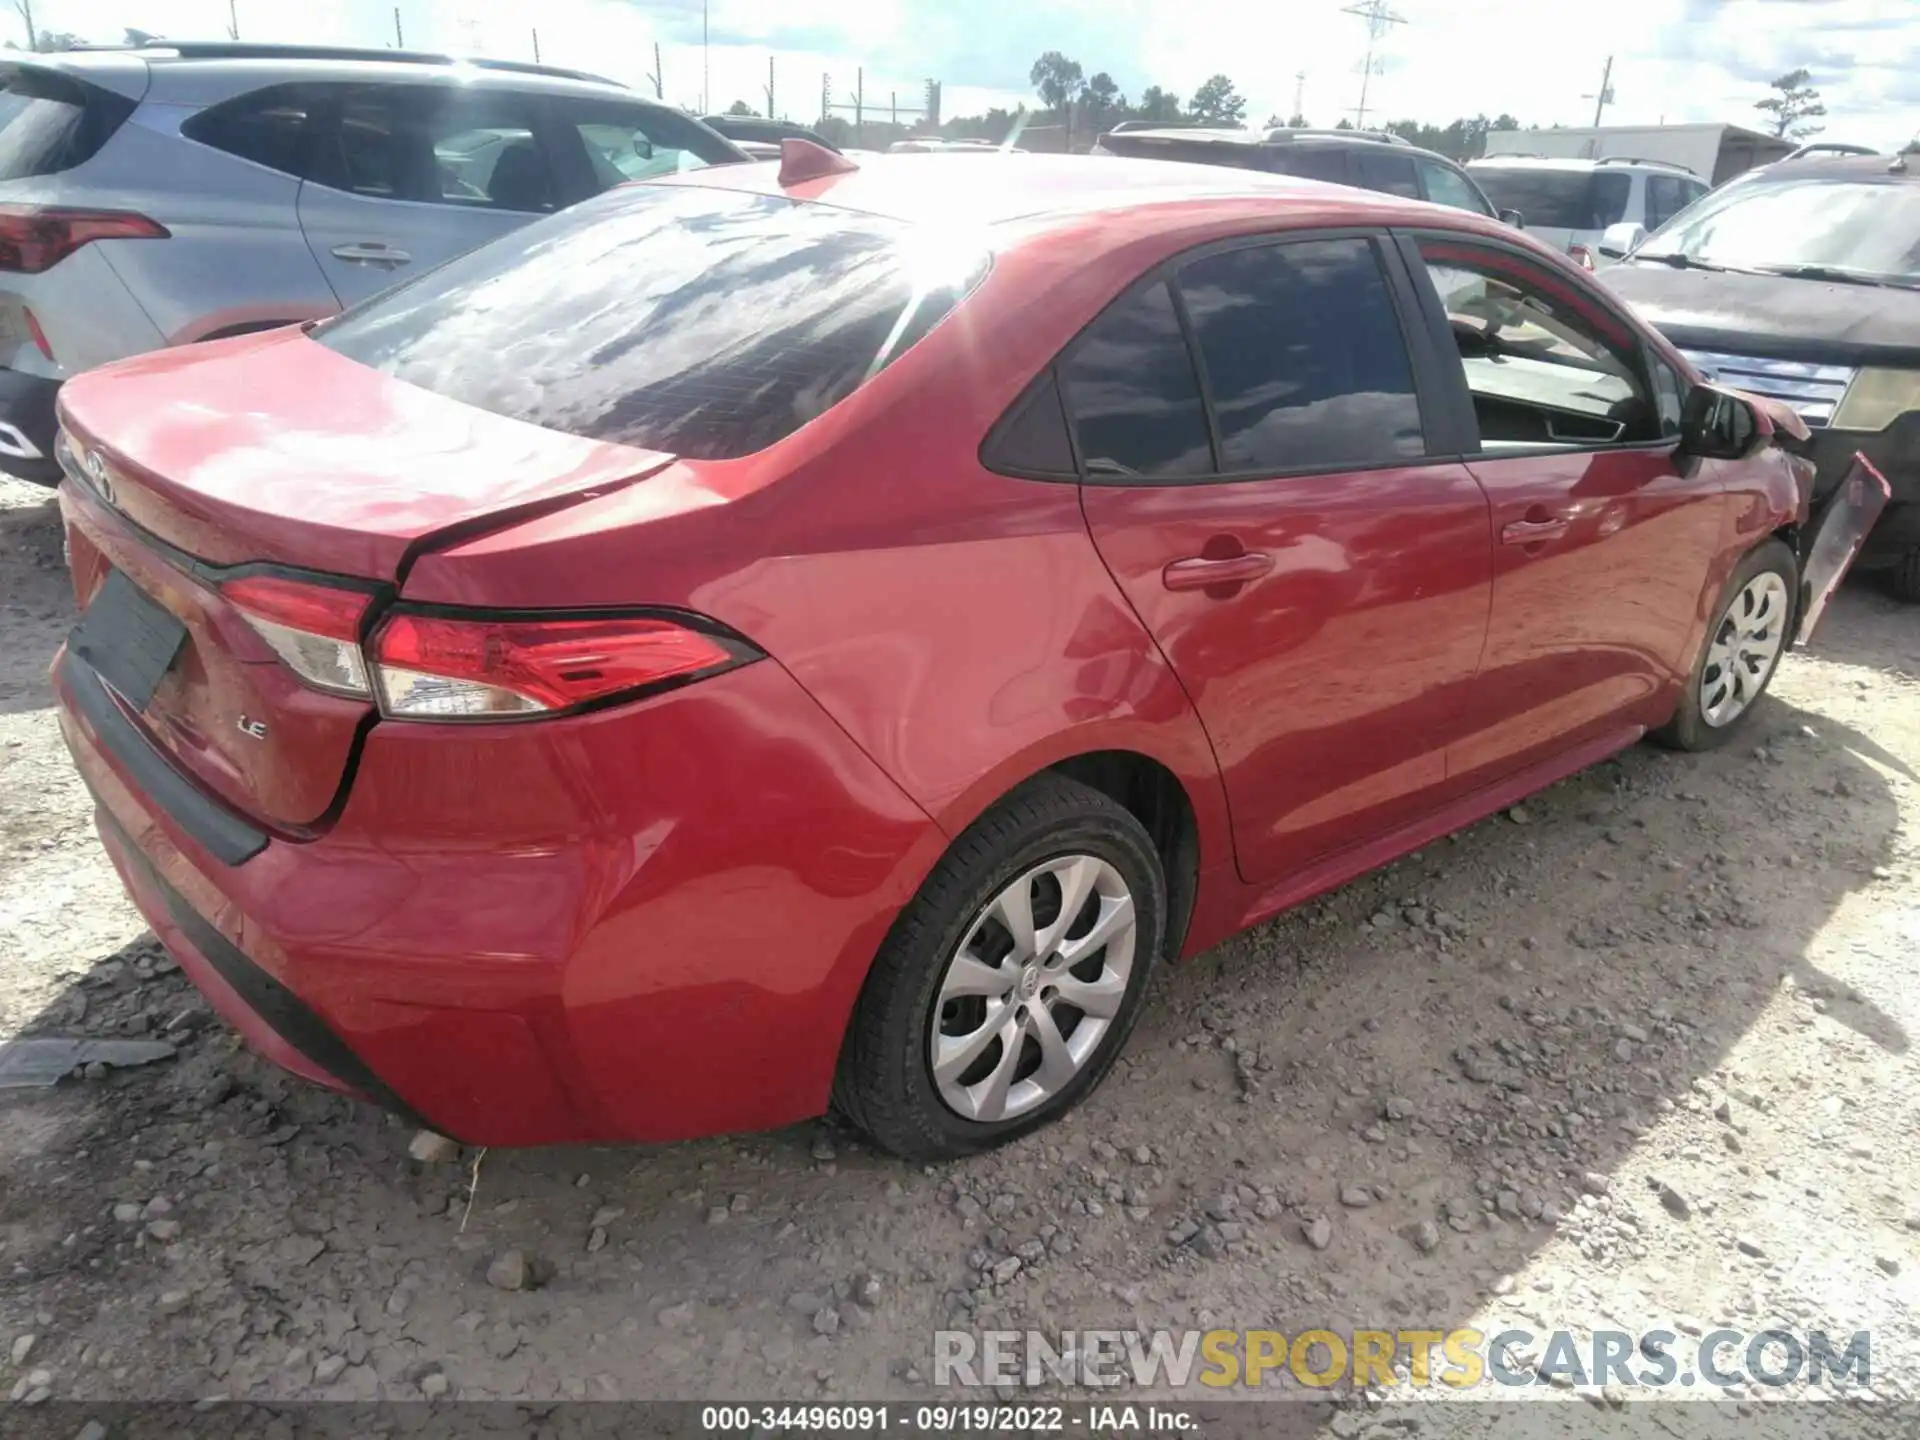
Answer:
[
  {"xmin": 182, "ymin": 84, "xmax": 319, "ymax": 178},
  {"xmin": 1264, "ymin": 147, "xmax": 1351, "ymax": 184},
  {"xmin": 1354, "ymin": 149, "xmax": 1420, "ymax": 199},
  {"xmin": 317, "ymin": 185, "xmax": 987, "ymax": 460},
  {"xmin": 1470, "ymin": 167, "xmax": 1632, "ymax": 229},
  {"xmin": 1059, "ymin": 280, "xmax": 1214, "ymax": 479},
  {"xmin": 983, "ymin": 371, "xmax": 1076, "ymax": 477},
  {"xmin": 314, "ymin": 86, "xmax": 555, "ymax": 211},
  {"xmin": 1175, "ymin": 238, "xmax": 1424, "ymax": 472},
  {"xmin": 0, "ymin": 64, "xmax": 134, "ymax": 179}
]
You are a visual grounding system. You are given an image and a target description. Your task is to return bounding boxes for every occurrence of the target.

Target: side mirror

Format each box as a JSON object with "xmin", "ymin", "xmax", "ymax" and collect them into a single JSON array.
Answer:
[
  {"xmin": 634, "ymin": 136, "xmax": 655, "ymax": 160},
  {"xmin": 1597, "ymin": 221, "xmax": 1647, "ymax": 259},
  {"xmin": 1499, "ymin": 208, "xmax": 1524, "ymax": 228},
  {"xmin": 1680, "ymin": 384, "xmax": 1765, "ymax": 460}
]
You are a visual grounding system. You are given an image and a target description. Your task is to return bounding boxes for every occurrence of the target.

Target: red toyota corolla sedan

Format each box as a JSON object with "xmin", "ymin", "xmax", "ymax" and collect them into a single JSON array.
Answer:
[{"xmin": 51, "ymin": 147, "xmax": 1883, "ymax": 1161}]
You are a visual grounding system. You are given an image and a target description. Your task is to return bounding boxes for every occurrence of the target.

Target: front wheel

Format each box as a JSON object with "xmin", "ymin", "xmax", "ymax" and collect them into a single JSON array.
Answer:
[
  {"xmin": 1654, "ymin": 539, "xmax": 1797, "ymax": 752},
  {"xmin": 833, "ymin": 775, "xmax": 1165, "ymax": 1162}
]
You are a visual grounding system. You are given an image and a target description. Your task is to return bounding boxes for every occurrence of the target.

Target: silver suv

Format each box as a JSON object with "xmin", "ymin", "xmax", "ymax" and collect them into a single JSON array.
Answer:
[
  {"xmin": 1465, "ymin": 156, "xmax": 1710, "ymax": 264},
  {"xmin": 0, "ymin": 42, "xmax": 744, "ymax": 482}
]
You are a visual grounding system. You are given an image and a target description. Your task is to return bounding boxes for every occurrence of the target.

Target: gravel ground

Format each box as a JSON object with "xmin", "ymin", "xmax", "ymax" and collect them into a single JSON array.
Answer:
[{"xmin": 1, "ymin": 473, "xmax": 1916, "ymax": 1428}]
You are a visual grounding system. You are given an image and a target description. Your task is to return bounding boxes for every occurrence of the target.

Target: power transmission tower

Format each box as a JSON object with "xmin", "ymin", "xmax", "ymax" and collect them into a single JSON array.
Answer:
[
  {"xmin": 1585, "ymin": 55, "xmax": 1616, "ymax": 127},
  {"xmin": 392, "ymin": 5, "xmax": 403, "ymax": 47},
  {"xmin": 821, "ymin": 73, "xmax": 831, "ymax": 126},
  {"xmin": 1340, "ymin": 0, "xmax": 1405, "ymax": 128}
]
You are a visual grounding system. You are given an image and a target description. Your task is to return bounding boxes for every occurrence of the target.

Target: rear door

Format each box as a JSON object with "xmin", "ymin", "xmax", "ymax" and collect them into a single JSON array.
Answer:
[
  {"xmin": 1399, "ymin": 231, "xmax": 1727, "ymax": 784},
  {"xmin": 1073, "ymin": 232, "xmax": 1494, "ymax": 887},
  {"xmin": 296, "ymin": 83, "xmax": 556, "ymax": 306}
]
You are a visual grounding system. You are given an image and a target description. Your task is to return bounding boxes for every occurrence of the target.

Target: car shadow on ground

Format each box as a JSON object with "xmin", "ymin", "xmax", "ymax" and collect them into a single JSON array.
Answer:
[
  {"xmin": 0, "ymin": 498, "xmax": 1909, "ymax": 1406},
  {"xmin": 0, "ymin": 487, "xmax": 68, "ymax": 718}
]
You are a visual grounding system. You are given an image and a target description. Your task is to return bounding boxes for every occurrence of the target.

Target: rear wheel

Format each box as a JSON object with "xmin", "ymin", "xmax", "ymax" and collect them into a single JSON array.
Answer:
[
  {"xmin": 834, "ymin": 775, "xmax": 1164, "ymax": 1161},
  {"xmin": 1654, "ymin": 539, "xmax": 1797, "ymax": 752}
]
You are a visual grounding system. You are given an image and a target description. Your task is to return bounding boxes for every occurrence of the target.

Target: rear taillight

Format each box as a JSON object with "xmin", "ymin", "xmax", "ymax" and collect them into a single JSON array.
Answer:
[
  {"xmin": 1568, "ymin": 243, "xmax": 1597, "ymax": 271},
  {"xmin": 0, "ymin": 205, "xmax": 170, "ymax": 274},
  {"xmin": 222, "ymin": 574, "xmax": 375, "ymax": 698},
  {"xmin": 222, "ymin": 575, "xmax": 756, "ymax": 720},
  {"xmin": 369, "ymin": 610, "xmax": 758, "ymax": 720}
]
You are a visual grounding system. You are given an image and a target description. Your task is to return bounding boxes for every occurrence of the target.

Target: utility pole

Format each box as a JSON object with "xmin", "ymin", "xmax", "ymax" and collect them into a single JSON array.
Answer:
[
  {"xmin": 764, "ymin": 56, "xmax": 775, "ymax": 120},
  {"xmin": 648, "ymin": 43, "xmax": 663, "ymax": 100},
  {"xmin": 1293, "ymin": 70, "xmax": 1306, "ymax": 123},
  {"xmin": 855, "ymin": 66, "xmax": 863, "ymax": 148},
  {"xmin": 701, "ymin": 0, "xmax": 710, "ymax": 116},
  {"xmin": 890, "ymin": 90, "xmax": 897, "ymax": 132},
  {"xmin": 228, "ymin": 0, "xmax": 240, "ymax": 40},
  {"xmin": 820, "ymin": 73, "xmax": 831, "ymax": 127},
  {"xmin": 1586, "ymin": 55, "xmax": 1616, "ymax": 127},
  {"xmin": 393, "ymin": 6, "xmax": 403, "ymax": 48},
  {"xmin": 531, "ymin": 28, "xmax": 540, "ymax": 63},
  {"xmin": 1340, "ymin": 0, "xmax": 1406, "ymax": 129}
]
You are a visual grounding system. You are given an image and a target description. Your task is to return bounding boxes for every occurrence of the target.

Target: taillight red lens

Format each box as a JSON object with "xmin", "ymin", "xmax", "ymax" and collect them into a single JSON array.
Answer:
[
  {"xmin": 1568, "ymin": 243, "xmax": 1597, "ymax": 271},
  {"xmin": 371, "ymin": 611, "xmax": 753, "ymax": 719},
  {"xmin": 0, "ymin": 206, "xmax": 170, "ymax": 275},
  {"xmin": 222, "ymin": 574, "xmax": 375, "ymax": 697}
]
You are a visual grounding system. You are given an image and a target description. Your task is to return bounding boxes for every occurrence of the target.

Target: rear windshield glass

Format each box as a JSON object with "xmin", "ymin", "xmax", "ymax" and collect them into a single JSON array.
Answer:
[
  {"xmin": 317, "ymin": 184, "xmax": 988, "ymax": 460},
  {"xmin": 0, "ymin": 65, "xmax": 134, "ymax": 179},
  {"xmin": 1469, "ymin": 167, "xmax": 1631, "ymax": 230}
]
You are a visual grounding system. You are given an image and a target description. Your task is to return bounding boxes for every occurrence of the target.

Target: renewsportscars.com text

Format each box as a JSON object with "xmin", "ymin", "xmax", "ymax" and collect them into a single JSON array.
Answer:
[{"xmin": 933, "ymin": 1327, "xmax": 1872, "ymax": 1391}]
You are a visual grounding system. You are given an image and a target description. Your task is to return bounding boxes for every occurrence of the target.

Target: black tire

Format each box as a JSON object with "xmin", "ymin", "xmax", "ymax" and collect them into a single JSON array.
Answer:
[
  {"xmin": 833, "ymin": 774, "xmax": 1165, "ymax": 1162},
  {"xmin": 1654, "ymin": 538, "xmax": 1798, "ymax": 752},
  {"xmin": 1892, "ymin": 544, "xmax": 1920, "ymax": 604}
]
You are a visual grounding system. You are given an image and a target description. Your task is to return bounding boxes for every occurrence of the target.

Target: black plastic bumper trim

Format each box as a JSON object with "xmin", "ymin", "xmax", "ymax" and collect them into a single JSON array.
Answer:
[
  {"xmin": 60, "ymin": 651, "xmax": 268, "ymax": 866},
  {"xmin": 92, "ymin": 802, "xmax": 439, "ymax": 1136}
]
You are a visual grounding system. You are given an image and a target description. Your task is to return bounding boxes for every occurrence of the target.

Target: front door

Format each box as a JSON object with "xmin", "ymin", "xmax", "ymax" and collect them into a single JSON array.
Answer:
[
  {"xmin": 296, "ymin": 84, "xmax": 558, "ymax": 307},
  {"xmin": 1071, "ymin": 235, "xmax": 1494, "ymax": 887},
  {"xmin": 1401, "ymin": 233, "xmax": 1728, "ymax": 785}
]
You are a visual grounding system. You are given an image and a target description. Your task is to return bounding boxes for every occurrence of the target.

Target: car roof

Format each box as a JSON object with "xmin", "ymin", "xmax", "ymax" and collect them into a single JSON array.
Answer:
[
  {"xmin": 1469, "ymin": 156, "xmax": 1613, "ymax": 170},
  {"xmin": 662, "ymin": 150, "xmax": 1494, "ymax": 234},
  {"xmin": 1743, "ymin": 152, "xmax": 1916, "ymax": 183},
  {"xmin": 29, "ymin": 42, "xmax": 641, "ymax": 104}
]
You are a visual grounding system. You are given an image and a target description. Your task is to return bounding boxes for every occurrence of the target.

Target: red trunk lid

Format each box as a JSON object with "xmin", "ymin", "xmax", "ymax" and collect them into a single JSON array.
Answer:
[{"xmin": 55, "ymin": 328, "xmax": 672, "ymax": 834}]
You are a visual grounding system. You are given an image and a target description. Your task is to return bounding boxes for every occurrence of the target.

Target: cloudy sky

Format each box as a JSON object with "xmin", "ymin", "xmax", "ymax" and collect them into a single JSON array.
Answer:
[{"xmin": 21, "ymin": 0, "xmax": 1920, "ymax": 146}]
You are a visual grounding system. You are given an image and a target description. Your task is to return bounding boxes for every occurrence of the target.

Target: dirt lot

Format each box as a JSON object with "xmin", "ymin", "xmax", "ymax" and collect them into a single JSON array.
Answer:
[{"xmin": 2, "ymin": 473, "xmax": 1916, "ymax": 1425}]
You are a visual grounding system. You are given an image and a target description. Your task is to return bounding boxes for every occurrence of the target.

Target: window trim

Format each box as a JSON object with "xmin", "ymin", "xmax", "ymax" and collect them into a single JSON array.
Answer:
[
  {"xmin": 1393, "ymin": 226, "xmax": 1683, "ymax": 464},
  {"xmin": 1049, "ymin": 226, "xmax": 1468, "ymax": 488}
]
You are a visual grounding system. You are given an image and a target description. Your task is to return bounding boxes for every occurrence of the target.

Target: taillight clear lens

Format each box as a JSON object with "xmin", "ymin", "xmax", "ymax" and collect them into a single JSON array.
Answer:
[
  {"xmin": 222, "ymin": 574, "xmax": 375, "ymax": 698},
  {"xmin": 371, "ymin": 611, "xmax": 753, "ymax": 720}
]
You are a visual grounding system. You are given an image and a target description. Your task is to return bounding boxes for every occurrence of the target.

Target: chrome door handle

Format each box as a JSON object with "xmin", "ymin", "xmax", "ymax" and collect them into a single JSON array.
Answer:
[
  {"xmin": 1501, "ymin": 517, "xmax": 1572, "ymax": 545},
  {"xmin": 330, "ymin": 243, "xmax": 412, "ymax": 268},
  {"xmin": 1162, "ymin": 552, "xmax": 1274, "ymax": 591}
]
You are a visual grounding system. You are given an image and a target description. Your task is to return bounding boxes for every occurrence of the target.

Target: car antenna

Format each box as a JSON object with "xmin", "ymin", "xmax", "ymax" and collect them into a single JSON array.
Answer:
[{"xmin": 778, "ymin": 137, "xmax": 858, "ymax": 186}]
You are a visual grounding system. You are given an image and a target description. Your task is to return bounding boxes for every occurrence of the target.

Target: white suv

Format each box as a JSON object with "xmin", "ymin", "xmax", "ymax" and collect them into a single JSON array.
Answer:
[{"xmin": 1465, "ymin": 157, "xmax": 1708, "ymax": 266}]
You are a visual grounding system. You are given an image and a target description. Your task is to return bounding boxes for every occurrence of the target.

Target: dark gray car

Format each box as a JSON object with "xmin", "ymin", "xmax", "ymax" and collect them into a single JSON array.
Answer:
[{"xmin": 0, "ymin": 41, "xmax": 744, "ymax": 482}]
